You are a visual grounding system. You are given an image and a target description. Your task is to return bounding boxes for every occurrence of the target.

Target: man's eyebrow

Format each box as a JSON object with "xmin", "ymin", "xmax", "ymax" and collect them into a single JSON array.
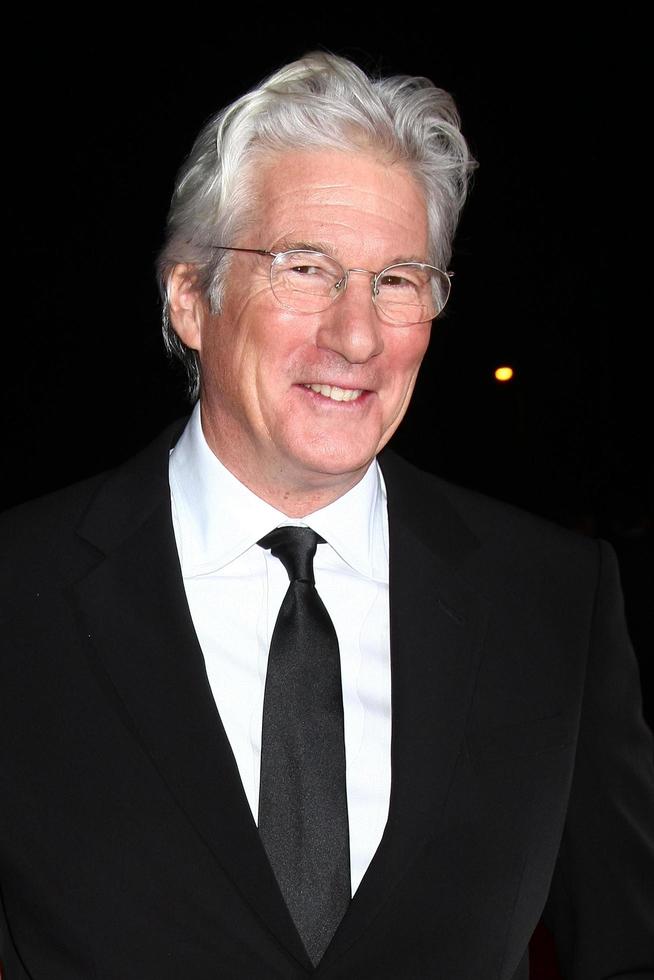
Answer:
[
  {"xmin": 384, "ymin": 253, "xmax": 432, "ymax": 266},
  {"xmin": 273, "ymin": 240, "xmax": 431, "ymax": 267},
  {"xmin": 272, "ymin": 239, "xmax": 333, "ymax": 254}
]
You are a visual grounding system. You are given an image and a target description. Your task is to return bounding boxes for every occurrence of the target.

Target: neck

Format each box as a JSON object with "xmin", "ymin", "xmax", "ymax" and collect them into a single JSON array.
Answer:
[
  {"xmin": 247, "ymin": 475, "xmax": 367, "ymax": 519},
  {"xmin": 220, "ymin": 457, "xmax": 368, "ymax": 518}
]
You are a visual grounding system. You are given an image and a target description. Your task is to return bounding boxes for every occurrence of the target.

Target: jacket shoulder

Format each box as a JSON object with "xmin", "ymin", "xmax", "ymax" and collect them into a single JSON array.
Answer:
[
  {"xmin": 380, "ymin": 449, "xmax": 600, "ymax": 582},
  {"xmin": 1, "ymin": 471, "xmax": 108, "ymax": 556},
  {"xmin": 0, "ymin": 419, "xmax": 185, "ymax": 608}
]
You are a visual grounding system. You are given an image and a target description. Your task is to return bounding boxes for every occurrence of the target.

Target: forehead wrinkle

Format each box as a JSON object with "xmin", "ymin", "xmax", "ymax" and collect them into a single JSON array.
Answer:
[
  {"xmin": 257, "ymin": 151, "xmax": 424, "ymax": 209},
  {"xmin": 301, "ymin": 184, "xmax": 424, "ymax": 219},
  {"xmin": 313, "ymin": 212, "xmax": 426, "ymax": 253},
  {"xmin": 294, "ymin": 203, "xmax": 423, "ymax": 235},
  {"xmin": 292, "ymin": 202, "xmax": 427, "ymax": 251},
  {"xmin": 266, "ymin": 163, "xmax": 424, "ymax": 210}
]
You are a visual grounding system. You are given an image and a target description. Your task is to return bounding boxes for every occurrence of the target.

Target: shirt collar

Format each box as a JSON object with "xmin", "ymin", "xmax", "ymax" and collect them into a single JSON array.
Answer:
[{"xmin": 169, "ymin": 404, "xmax": 388, "ymax": 582}]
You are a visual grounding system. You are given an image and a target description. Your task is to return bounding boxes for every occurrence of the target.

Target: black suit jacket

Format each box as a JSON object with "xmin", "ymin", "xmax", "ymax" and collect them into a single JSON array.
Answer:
[{"xmin": 1, "ymin": 422, "xmax": 653, "ymax": 979}]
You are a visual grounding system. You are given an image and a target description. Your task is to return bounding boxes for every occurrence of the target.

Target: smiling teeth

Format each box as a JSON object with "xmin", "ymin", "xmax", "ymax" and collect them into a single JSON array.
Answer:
[{"xmin": 304, "ymin": 384, "xmax": 364, "ymax": 401}]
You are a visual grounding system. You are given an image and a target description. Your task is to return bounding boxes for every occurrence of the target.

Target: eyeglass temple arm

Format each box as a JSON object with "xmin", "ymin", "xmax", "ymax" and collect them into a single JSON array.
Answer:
[{"xmin": 209, "ymin": 245, "xmax": 271, "ymax": 256}]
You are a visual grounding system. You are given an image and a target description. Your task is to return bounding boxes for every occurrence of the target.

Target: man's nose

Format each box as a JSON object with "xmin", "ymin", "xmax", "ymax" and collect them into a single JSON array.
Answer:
[{"xmin": 315, "ymin": 271, "xmax": 384, "ymax": 363}]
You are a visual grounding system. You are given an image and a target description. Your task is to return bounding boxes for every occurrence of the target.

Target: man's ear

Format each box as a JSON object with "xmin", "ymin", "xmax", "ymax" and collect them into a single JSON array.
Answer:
[{"xmin": 167, "ymin": 264, "xmax": 206, "ymax": 352}]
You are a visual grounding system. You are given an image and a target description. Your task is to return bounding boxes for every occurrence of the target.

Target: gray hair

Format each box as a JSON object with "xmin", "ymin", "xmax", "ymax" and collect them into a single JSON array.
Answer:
[{"xmin": 157, "ymin": 51, "xmax": 476, "ymax": 400}]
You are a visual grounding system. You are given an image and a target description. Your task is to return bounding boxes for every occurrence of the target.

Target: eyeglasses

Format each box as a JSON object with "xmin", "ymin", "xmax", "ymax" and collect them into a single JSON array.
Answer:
[{"xmin": 211, "ymin": 246, "xmax": 452, "ymax": 324}]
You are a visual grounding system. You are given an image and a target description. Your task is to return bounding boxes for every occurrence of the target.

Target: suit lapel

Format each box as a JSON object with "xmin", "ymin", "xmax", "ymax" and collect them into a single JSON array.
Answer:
[
  {"xmin": 70, "ymin": 422, "xmax": 312, "ymax": 969},
  {"xmin": 69, "ymin": 427, "xmax": 489, "ymax": 970},
  {"xmin": 324, "ymin": 451, "xmax": 491, "ymax": 964}
]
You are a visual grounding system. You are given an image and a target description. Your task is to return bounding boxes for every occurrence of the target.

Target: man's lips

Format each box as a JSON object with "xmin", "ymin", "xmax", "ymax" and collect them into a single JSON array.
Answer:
[{"xmin": 300, "ymin": 382, "xmax": 367, "ymax": 402}]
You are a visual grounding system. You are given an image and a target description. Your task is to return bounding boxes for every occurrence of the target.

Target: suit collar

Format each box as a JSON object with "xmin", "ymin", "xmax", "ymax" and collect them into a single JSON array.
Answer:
[
  {"xmin": 76, "ymin": 425, "xmax": 478, "ymax": 569},
  {"xmin": 76, "ymin": 419, "xmax": 186, "ymax": 555},
  {"xmin": 378, "ymin": 447, "xmax": 481, "ymax": 567}
]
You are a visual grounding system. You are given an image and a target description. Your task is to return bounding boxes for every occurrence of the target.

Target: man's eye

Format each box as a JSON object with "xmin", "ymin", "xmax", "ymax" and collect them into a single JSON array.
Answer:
[
  {"xmin": 290, "ymin": 265, "xmax": 322, "ymax": 275},
  {"xmin": 379, "ymin": 274, "xmax": 411, "ymax": 288}
]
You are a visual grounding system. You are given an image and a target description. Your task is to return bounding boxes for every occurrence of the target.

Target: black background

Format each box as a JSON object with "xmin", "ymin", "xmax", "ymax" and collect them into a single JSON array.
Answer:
[{"xmin": 5, "ymin": 26, "xmax": 651, "ymax": 725}]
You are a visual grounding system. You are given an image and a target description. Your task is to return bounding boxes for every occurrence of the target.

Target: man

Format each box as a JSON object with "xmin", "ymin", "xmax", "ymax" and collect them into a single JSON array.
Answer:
[{"xmin": 1, "ymin": 52, "xmax": 652, "ymax": 980}]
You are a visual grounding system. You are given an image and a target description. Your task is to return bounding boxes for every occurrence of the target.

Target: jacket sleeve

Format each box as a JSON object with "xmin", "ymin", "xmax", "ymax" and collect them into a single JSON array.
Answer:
[
  {"xmin": 1, "ymin": 888, "xmax": 32, "ymax": 980},
  {"xmin": 542, "ymin": 540, "xmax": 654, "ymax": 978}
]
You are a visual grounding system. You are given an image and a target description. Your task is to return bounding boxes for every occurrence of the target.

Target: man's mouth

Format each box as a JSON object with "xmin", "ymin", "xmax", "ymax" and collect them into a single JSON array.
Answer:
[{"xmin": 302, "ymin": 383, "xmax": 365, "ymax": 402}]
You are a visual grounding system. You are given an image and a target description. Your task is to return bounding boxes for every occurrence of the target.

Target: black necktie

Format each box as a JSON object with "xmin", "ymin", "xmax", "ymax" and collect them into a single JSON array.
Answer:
[{"xmin": 257, "ymin": 526, "xmax": 350, "ymax": 965}]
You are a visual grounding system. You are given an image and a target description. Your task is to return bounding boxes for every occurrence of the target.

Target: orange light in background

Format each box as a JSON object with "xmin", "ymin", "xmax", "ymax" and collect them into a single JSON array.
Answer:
[{"xmin": 494, "ymin": 366, "xmax": 514, "ymax": 382}]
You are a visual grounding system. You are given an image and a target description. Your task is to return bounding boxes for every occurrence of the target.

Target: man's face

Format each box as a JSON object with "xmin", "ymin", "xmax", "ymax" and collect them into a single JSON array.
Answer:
[{"xmin": 182, "ymin": 148, "xmax": 432, "ymax": 505}]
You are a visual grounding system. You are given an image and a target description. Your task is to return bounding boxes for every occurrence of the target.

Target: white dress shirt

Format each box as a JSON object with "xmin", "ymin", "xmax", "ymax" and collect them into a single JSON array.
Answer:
[{"xmin": 169, "ymin": 404, "xmax": 391, "ymax": 894}]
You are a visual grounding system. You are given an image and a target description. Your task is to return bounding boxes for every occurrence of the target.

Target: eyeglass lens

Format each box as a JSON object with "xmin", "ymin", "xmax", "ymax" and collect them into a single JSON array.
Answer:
[{"xmin": 270, "ymin": 251, "xmax": 449, "ymax": 323}]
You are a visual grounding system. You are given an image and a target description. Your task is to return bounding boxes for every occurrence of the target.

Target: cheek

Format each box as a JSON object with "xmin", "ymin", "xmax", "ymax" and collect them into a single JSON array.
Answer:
[
  {"xmin": 241, "ymin": 331, "xmax": 309, "ymax": 425},
  {"xmin": 200, "ymin": 331, "xmax": 236, "ymax": 398},
  {"xmin": 202, "ymin": 314, "xmax": 265, "ymax": 396},
  {"xmin": 386, "ymin": 332, "xmax": 431, "ymax": 393}
]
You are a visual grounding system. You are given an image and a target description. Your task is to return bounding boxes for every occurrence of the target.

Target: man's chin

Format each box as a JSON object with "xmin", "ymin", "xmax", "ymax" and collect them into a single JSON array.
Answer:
[{"xmin": 287, "ymin": 443, "xmax": 378, "ymax": 486}]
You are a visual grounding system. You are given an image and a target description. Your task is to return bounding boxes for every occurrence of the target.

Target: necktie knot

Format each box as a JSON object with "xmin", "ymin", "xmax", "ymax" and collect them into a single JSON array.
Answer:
[{"xmin": 258, "ymin": 526, "xmax": 325, "ymax": 585}]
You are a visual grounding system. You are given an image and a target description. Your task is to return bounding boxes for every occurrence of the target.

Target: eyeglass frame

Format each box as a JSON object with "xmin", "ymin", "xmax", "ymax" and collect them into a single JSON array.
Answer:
[{"xmin": 208, "ymin": 245, "xmax": 453, "ymax": 324}]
